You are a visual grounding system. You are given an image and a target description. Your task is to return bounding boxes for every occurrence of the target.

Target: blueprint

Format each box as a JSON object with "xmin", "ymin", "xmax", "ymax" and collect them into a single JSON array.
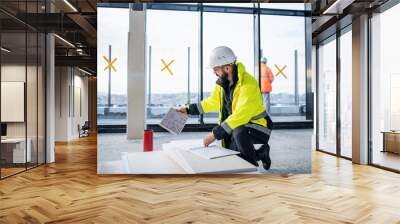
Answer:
[{"xmin": 160, "ymin": 108, "xmax": 188, "ymax": 135}]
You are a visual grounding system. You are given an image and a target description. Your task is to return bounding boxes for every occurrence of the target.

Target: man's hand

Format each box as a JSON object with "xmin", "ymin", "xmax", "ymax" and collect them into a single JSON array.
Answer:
[
  {"xmin": 203, "ymin": 132, "xmax": 216, "ymax": 147},
  {"xmin": 176, "ymin": 107, "xmax": 187, "ymax": 114}
]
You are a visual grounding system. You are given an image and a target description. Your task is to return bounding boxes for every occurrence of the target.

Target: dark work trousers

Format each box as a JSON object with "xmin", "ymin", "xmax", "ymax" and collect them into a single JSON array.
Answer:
[{"xmin": 225, "ymin": 125, "xmax": 271, "ymax": 167}]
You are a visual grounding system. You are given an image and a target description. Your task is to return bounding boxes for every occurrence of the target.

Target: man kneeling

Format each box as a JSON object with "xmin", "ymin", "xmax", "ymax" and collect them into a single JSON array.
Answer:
[{"xmin": 177, "ymin": 46, "xmax": 272, "ymax": 170}]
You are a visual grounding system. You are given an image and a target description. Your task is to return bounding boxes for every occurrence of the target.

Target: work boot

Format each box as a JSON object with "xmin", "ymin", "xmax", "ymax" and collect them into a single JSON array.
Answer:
[{"xmin": 257, "ymin": 144, "xmax": 271, "ymax": 170}]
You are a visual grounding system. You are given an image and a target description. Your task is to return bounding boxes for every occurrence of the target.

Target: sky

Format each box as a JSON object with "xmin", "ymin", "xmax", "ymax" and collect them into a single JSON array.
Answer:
[{"xmin": 97, "ymin": 4, "xmax": 308, "ymax": 96}]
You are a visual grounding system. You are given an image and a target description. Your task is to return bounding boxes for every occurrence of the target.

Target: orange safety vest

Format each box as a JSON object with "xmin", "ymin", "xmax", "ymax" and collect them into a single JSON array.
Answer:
[{"xmin": 260, "ymin": 63, "xmax": 274, "ymax": 93}]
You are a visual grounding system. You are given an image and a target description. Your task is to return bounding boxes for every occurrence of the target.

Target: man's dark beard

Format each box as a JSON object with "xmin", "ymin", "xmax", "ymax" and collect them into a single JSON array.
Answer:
[{"xmin": 218, "ymin": 72, "xmax": 229, "ymax": 84}]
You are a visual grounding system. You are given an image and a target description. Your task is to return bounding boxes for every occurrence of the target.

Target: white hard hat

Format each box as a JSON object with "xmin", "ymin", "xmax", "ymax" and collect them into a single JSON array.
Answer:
[{"xmin": 207, "ymin": 46, "xmax": 237, "ymax": 69}]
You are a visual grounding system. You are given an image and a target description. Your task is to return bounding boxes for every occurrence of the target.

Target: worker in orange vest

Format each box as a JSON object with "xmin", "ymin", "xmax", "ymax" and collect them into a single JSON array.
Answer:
[{"xmin": 260, "ymin": 57, "xmax": 274, "ymax": 114}]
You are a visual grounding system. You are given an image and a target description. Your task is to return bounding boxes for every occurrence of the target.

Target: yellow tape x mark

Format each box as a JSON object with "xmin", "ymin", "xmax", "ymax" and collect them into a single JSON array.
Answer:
[
  {"xmin": 274, "ymin": 64, "xmax": 287, "ymax": 79},
  {"xmin": 161, "ymin": 59, "xmax": 175, "ymax": 76},
  {"xmin": 103, "ymin": 56, "xmax": 118, "ymax": 72}
]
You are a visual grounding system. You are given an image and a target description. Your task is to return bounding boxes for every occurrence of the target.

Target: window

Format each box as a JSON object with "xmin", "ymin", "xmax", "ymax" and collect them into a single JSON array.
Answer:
[
  {"xmin": 203, "ymin": 12, "xmax": 254, "ymax": 123},
  {"xmin": 146, "ymin": 10, "xmax": 200, "ymax": 124},
  {"xmin": 97, "ymin": 3, "xmax": 312, "ymax": 131},
  {"xmin": 317, "ymin": 36, "xmax": 337, "ymax": 154},
  {"xmin": 260, "ymin": 14, "xmax": 307, "ymax": 122},
  {"xmin": 371, "ymin": 4, "xmax": 400, "ymax": 171},
  {"xmin": 339, "ymin": 29, "xmax": 352, "ymax": 158},
  {"xmin": 97, "ymin": 7, "xmax": 129, "ymax": 125}
]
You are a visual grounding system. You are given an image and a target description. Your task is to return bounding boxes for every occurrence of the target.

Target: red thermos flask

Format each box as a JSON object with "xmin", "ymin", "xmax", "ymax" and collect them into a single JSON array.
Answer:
[{"xmin": 143, "ymin": 129, "xmax": 153, "ymax": 152}]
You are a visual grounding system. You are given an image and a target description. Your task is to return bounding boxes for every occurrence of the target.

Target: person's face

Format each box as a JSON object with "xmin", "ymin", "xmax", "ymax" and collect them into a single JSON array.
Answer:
[{"xmin": 212, "ymin": 65, "xmax": 231, "ymax": 79}]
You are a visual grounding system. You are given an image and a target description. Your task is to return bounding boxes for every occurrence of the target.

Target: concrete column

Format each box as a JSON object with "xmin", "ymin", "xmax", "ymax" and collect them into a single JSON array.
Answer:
[
  {"xmin": 46, "ymin": 33, "xmax": 55, "ymax": 163},
  {"xmin": 352, "ymin": 14, "xmax": 369, "ymax": 164},
  {"xmin": 127, "ymin": 4, "xmax": 147, "ymax": 139}
]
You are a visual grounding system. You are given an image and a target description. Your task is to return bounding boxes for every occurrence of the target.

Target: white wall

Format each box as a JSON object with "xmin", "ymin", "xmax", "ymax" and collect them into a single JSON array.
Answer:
[
  {"xmin": 72, "ymin": 73, "xmax": 89, "ymax": 138},
  {"xmin": 55, "ymin": 67, "xmax": 89, "ymax": 141},
  {"xmin": 55, "ymin": 66, "xmax": 69, "ymax": 141},
  {"xmin": 1, "ymin": 65, "xmax": 31, "ymax": 138}
]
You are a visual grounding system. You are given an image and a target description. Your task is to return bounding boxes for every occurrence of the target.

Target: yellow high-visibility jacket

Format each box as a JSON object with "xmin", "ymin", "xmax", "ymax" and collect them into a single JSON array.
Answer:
[{"xmin": 196, "ymin": 61, "xmax": 269, "ymax": 135}]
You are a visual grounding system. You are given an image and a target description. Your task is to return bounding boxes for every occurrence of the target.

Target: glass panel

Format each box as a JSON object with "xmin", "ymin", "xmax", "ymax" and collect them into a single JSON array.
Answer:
[
  {"xmin": 260, "ymin": 14, "xmax": 307, "ymax": 122},
  {"xmin": 317, "ymin": 37, "xmax": 337, "ymax": 154},
  {"xmin": 203, "ymin": 12, "xmax": 254, "ymax": 124},
  {"xmin": 146, "ymin": 10, "xmax": 199, "ymax": 124},
  {"xmin": 371, "ymin": 5, "xmax": 400, "ymax": 171},
  {"xmin": 27, "ymin": 31, "xmax": 38, "ymax": 169},
  {"xmin": 340, "ymin": 29, "xmax": 352, "ymax": 158},
  {"xmin": 1, "ymin": 30, "xmax": 28, "ymax": 177},
  {"xmin": 97, "ymin": 7, "xmax": 129, "ymax": 126}
]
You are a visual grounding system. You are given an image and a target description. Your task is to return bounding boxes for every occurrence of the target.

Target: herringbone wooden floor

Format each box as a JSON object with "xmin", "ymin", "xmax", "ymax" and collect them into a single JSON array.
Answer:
[{"xmin": 1, "ymin": 135, "xmax": 400, "ymax": 224}]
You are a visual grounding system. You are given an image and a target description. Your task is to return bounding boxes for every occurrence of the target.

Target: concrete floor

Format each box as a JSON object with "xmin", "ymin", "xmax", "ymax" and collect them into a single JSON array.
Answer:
[{"xmin": 98, "ymin": 129, "xmax": 312, "ymax": 174}]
